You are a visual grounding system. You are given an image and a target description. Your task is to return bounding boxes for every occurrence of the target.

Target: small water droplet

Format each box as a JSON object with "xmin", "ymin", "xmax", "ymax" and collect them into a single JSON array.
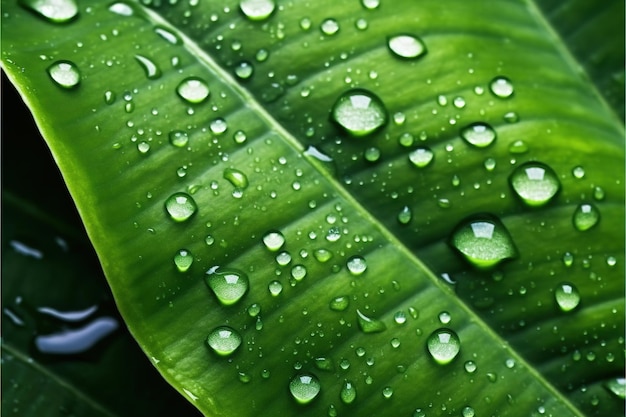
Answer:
[
  {"xmin": 154, "ymin": 26, "xmax": 181, "ymax": 44},
  {"xmin": 291, "ymin": 264, "xmax": 307, "ymax": 281},
  {"xmin": 554, "ymin": 282, "xmax": 581, "ymax": 312},
  {"xmin": 104, "ymin": 90, "xmax": 116, "ymax": 104},
  {"xmin": 206, "ymin": 326, "xmax": 242, "ymax": 356},
  {"xmin": 276, "ymin": 251, "xmax": 292, "ymax": 266},
  {"xmin": 164, "ymin": 192, "xmax": 197, "ymax": 222},
  {"xmin": 205, "ymin": 268, "xmax": 249, "ymax": 305},
  {"xmin": 346, "ymin": 255, "xmax": 367, "ymax": 275},
  {"xmin": 427, "ymin": 328, "xmax": 460, "ymax": 365},
  {"xmin": 462, "ymin": 406, "xmax": 476, "ymax": 417},
  {"xmin": 508, "ymin": 139, "xmax": 528, "ymax": 154},
  {"xmin": 320, "ymin": 18, "xmax": 340, "ymax": 35},
  {"xmin": 364, "ymin": 147, "xmax": 381, "ymax": 162},
  {"xmin": 223, "ymin": 168, "xmax": 249, "ymax": 190},
  {"xmin": 450, "ymin": 214, "xmax": 517, "ymax": 269},
  {"xmin": 239, "ymin": 0, "xmax": 275, "ymax": 21},
  {"xmin": 483, "ymin": 157, "xmax": 496, "ymax": 172},
  {"xmin": 489, "ymin": 76, "xmax": 514, "ymax": 98},
  {"xmin": 330, "ymin": 88, "xmax": 388, "ymax": 137},
  {"xmin": 47, "ymin": 60, "xmax": 80, "ymax": 89},
  {"xmin": 572, "ymin": 166, "xmax": 585, "ymax": 179},
  {"xmin": 169, "ymin": 130, "xmax": 189, "ymax": 148},
  {"xmin": 134, "ymin": 55, "xmax": 161, "ymax": 79},
  {"xmin": 340, "ymin": 380, "xmax": 357, "ymax": 404},
  {"xmin": 233, "ymin": 130, "xmax": 247, "ymax": 144},
  {"xmin": 562, "ymin": 252, "xmax": 574, "ymax": 267},
  {"xmin": 509, "ymin": 161, "xmax": 561, "ymax": 207},
  {"xmin": 289, "ymin": 373, "xmax": 321, "ymax": 404},
  {"xmin": 314, "ymin": 357, "xmax": 334, "ymax": 372},
  {"xmin": 329, "ymin": 296, "xmax": 349, "ymax": 311},
  {"xmin": 20, "ymin": 0, "xmax": 78, "ymax": 22},
  {"xmin": 464, "ymin": 360, "xmax": 477, "ymax": 373},
  {"xmin": 573, "ymin": 203, "xmax": 600, "ymax": 231},
  {"xmin": 397, "ymin": 205, "xmax": 412, "ymax": 224},
  {"xmin": 176, "ymin": 77, "xmax": 210, "ymax": 103},
  {"xmin": 438, "ymin": 311, "xmax": 451, "ymax": 324},
  {"xmin": 382, "ymin": 386, "xmax": 394, "ymax": 399},
  {"xmin": 234, "ymin": 61, "xmax": 254, "ymax": 80},
  {"xmin": 174, "ymin": 249, "xmax": 193, "ymax": 272},
  {"xmin": 314, "ymin": 248, "xmax": 333, "ymax": 263},
  {"xmin": 387, "ymin": 34, "xmax": 427, "ymax": 60},
  {"xmin": 503, "ymin": 111, "xmax": 519, "ymax": 123},
  {"xmin": 268, "ymin": 280, "xmax": 283, "ymax": 296},
  {"xmin": 360, "ymin": 0, "xmax": 379, "ymax": 9},
  {"xmin": 408, "ymin": 147, "xmax": 434, "ymax": 168},
  {"xmin": 263, "ymin": 230, "xmax": 285, "ymax": 251},
  {"xmin": 108, "ymin": 2, "xmax": 133, "ymax": 16},
  {"xmin": 356, "ymin": 309, "xmax": 386, "ymax": 333},
  {"xmin": 460, "ymin": 122, "xmax": 496, "ymax": 148}
]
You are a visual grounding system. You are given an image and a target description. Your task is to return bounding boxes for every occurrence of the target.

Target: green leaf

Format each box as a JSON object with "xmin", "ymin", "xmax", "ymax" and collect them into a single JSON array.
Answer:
[{"xmin": 2, "ymin": 0, "xmax": 624, "ymax": 416}]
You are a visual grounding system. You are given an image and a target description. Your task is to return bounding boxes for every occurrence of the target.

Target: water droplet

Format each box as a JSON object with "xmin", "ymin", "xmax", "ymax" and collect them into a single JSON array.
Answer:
[
  {"xmin": 134, "ymin": 55, "xmax": 161, "ymax": 79},
  {"xmin": 361, "ymin": 0, "xmax": 379, "ymax": 9},
  {"xmin": 562, "ymin": 252, "xmax": 574, "ymax": 267},
  {"xmin": 263, "ymin": 230, "xmax": 285, "ymax": 251},
  {"xmin": 164, "ymin": 192, "xmax": 197, "ymax": 222},
  {"xmin": 169, "ymin": 130, "xmax": 189, "ymax": 148},
  {"xmin": 233, "ymin": 130, "xmax": 247, "ymax": 144},
  {"xmin": 206, "ymin": 326, "xmax": 242, "ymax": 356},
  {"xmin": 503, "ymin": 111, "xmax": 519, "ymax": 123},
  {"xmin": 355, "ymin": 18, "xmax": 368, "ymax": 30},
  {"xmin": 364, "ymin": 147, "xmax": 381, "ymax": 162},
  {"xmin": 489, "ymin": 76, "xmax": 514, "ymax": 98},
  {"xmin": 450, "ymin": 214, "xmax": 517, "ymax": 269},
  {"xmin": 462, "ymin": 406, "xmax": 476, "ymax": 417},
  {"xmin": 573, "ymin": 203, "xmax": 600, "ymax": 231},
  {"xmin": 314, "ymin": 357, "xmax": 334, "ymax": 372},
  {"xmin": 108, "ymin": 2, "xmax": 133, "ymax": 16},
  {"xmin": 483, "ymin": 157, "xmax": 496, "ymax": 172},
  {"xmin": 427, "ymin": 328, "xmax": 460, "ymax": 365},
  {"xmin": 398, "ymin": 132, "xmax": 414, "ymax": 147},
  {"xmin": 276, "ymin": 251, "xmax": 292, "ymax": 266},
  {"xmin": 320, "ymin": 18, "xmax": 340, "ymax": 35},
  {"xmin": 239, "ymin": 0, "xmax": 275, "ymax": 21},
  {"xmin": 154, "ymin": 26, "xmax": 181, "ymax": 44},
  {"xmin": 340, "ymin": 380, "xmax": 357, "ymax": 404},
  {"xmin": 382, "ymin": 386, "xmax": 394, "ymax": 399},
  {"xmin": 509, "ymin": 161, "xmax": 561, "ymax": 207},
  {"xmin": 176, "ymin": 77, "xmax": 210, "ymax": 103},
  {"xmin": 604, "ymin": 378, "xmax": 626, "ymax": 399},
  {"xmin": 356, "ymin": 309, "xmax": 386, "ymax": 333},
  {"xmin": 508, "ymin": 139, "xmax": 528, "ymax": 154},
  {"xmin": 174, "ymin": 249, "xmax": 193, "ymax": 272},
  {"xmin": 438, "ymin": 311, "xmax": 451, "ymax": 324},
  {"xmin": 47, "ymin": 60, "xmax": 80, "ymax": 89},
  {"xmin": 572, "ymin": 166, "xmax": 585, "ymax": 179},
  {"xmin": 289, "ymin": 373, "xmax": 321, "ymax": 404},
  {"xmin": 20, "ymin": 0, "xmax": 78, "ymax": 22},
  {"xmin": 137, "ymin": 141, "xmax": 150, "ymax": 154},
  {"xmin": 408, "ymin": 147, "xmax": 434, "ymax": 168},
  {"xmin": 268, "ymin": 280, "xmax": 283, "ymax": 296},
  {"xmin": 314, "ymin": 248, "xmax": 333, "ymax": 263},
  {"xmin": 330, "ymin": 296, "xmax": 349, "ymax": 311},
  {"xmin": 247, "ymin": 303, "xmax": 261, "ymax": 317},
  {"xmin": 209, "ymin": 118, "xmax": 228, "ymax": 135},
  {"xmin": 346, "ymin": 255, "xmax": 367, "ymax": 275},
  {"xmin": 387, "ymin": 34, "xmax": 427, "ymax": 60},
  {"xmin": 291, "ymin": 264, "xmax": 307, "ymax": 281},
  {"xmin": 234, "ymin": 61, "xmax": 254, "ymax": 80},
  {"xmin": 330, "ymin": 89, "xmax": 388, "ymax": 137},
  {"xmin": 223, "ymin": 168, "xmax": 249, "ymax": 190},
  {"xmin": 205, "ymin": 268, "xmax": 249, "ymax": 305},
  {"xmin": 104, "ymin": 90, "xmax": 116, "ymax": 105},
  {"xmin": 554, "ymin": 282, "xmax": 580, "ymax": 312},
  {"xmin": 464, "ymin": 360, "xmax": 477, "ymax": 373},
  {"xmin": 397, "ymin": 205, "xmax": 412, "ymax": 224},
  {"xmin": 460, "ymin": 122, "xmax": 496, "ymax": 148}
]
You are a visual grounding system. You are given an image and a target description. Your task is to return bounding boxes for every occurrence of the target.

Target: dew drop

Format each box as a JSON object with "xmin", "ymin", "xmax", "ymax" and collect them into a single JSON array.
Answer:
[
  {"xmin": 387, "ymin": 34, "xmax": 427, "ymax": 60},
  {"xmin": 438, "ymin": 311, "xmax": 451, "ymax": 324},
  {"xmin": 450, "ymin": 214, "xmax": 517, "ymax": 269},
  {"xmin": 346, "ymin": 255, "xmax": 367, "ymax": 276},
  {"xmin": 205, "ymin": 268, "xmax": 249, "ymax": 306},
  {"xmin": 289, "ymin": 373, "xmax": 321, "ymax": 404},
  {"xmin": 572, "ymin": 166, "xmax": 585, "ymax": 179},
  {"xmin": 320, "ymin": 18, "xmax": 340, "ymax": 35},
  {"xmin": 554, "ymin": 282, "xmax": 580, "ymax": 312},
  {"xmin": 397, "ymin": 205, "xmax": 412, "ymax": 224},
  {"xmin": 508, "ymin": 139, "xmax": 528, "ymax": 154},
  {"xmin": 164, "ymin": 192, "xmax": 197, "ymax": 222},
  {"xmin": 20, "ymin": 0, "xmax": 78, "ymax": 22},
  {"xmin": 360, "ymin": 0, "xmax": 379, "ymax": 9},
  {"xmin": 464, "ymin": 360, "xmax": 477, "ymax": 373},
  {"xmin": 330, "ymin": 89, "xmax": 388, "ymax": 137},
  {"xmin": 176, "ymin": 77, "xmax": 210, "ymax": 104},
  {"xmin": 291, "ymin": 264, "xmax": 307, "ymax": 281},
  {"xmin": 169, "ymin": 130, "xmax": 189, "ymax": 148},
  {"xmin": 356, "ymin": 309, "xmax": 386, "ymax": 333},
  {"xmin": 276, "ymin": 251, "xmax": 292, "ymax": 266},
  {"xmin": 462, "ymin": 406, "xmax": 476, "ymax": 417},
  {"xmin": 573, "ymin": 203, "xmax": 600, "ymax": 231},
  {"xmin": 233, "ymin": 130, "xmax": 247, "ymax": 144},
  {"xmin": 263, "ymin": 230, "xmax": 285, "ymax": 251},
  {"xmin": 314, "ymin": 248, "xmax": 333, "ymax": 263},
  {"xmin": 210, "ymin": 118, "xmax": 228, "ymax": 135},
  {"xmin": 408, "ymin": 147, "xmax": 434, "ymax": 168},
  {"xmin": 427, "ymin": 328, "xmax": 460, "ymax": 365},
  {"xmin": 239, "ymin": 0, "xmax": 275, "ymax": 21},
  {"xmin": 268, "ymin": 280, "xmax": 283, "ymax": 296},
  {"xmin": 234, "ymin": 61, "xmax": 254, "ymax": 80},
  {"xmin": 460, "ymin": 122, "xmax": 496, "ymax": 148},
  {"xmin": 604, "ymin": 378, "xmax": 626, "ymax": 399},
  {"xmin": 47, "ymin": 60, "xmax": 80, "ymax": 89},
  {"xmin": 382, "ymin": 386, "xmax": 394, "ymax": 399},
  {"xmin": 108, "ymin": 2, "xmax": 133, "ymax": 16},
  {"xmin": 330, "ymin": 296, "xmax": 349, "ymax": 311},
  {"xmin": 489, "ymin": 76, "xmax": 514, "ymax": 98},
  {"xmin": 154, "ymin": 26, "xmax": 181, "ymax": 44},
  {"xmin": 340, "ymin": 380, "xmax": 357, "ymax": 404},
  {"xmin": 314, "ymin": 357, "xmax": 334, "ymax": 372},
  {"xmin": 364, "ymin": 147, "xmax": 381, "ymax": 162},
  {"xmin": 174, "ymin": 249, "xmax": 193, "ymax": 272},
  {"xmin": 223, "ymin": 168, "xmax": 249, "ymax": 189},
  {"xmin": 206, "ymin": 326, "xmax": 242, "ymax": 356},
  {"xmin": 509, "ymin": 161, "xmax": 561, "ymax": 207},
  {"xmin": 104, "ymin": 90, "xmax": 116, "ymax": 105},
  {"xmin": 134, "ymin": 55, "xmax": 161, "ymax": 80}
]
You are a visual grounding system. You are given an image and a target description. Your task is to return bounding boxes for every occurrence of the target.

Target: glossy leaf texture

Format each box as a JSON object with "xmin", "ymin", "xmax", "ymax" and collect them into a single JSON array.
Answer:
[{"xmin": 1, "ymin": 0, "xmax": 624, "ymax": 416}]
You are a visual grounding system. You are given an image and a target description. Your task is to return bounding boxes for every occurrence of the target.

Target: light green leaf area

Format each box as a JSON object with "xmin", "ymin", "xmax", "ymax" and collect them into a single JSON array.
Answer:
[{"xmin": 2, "ymin": 0, "xmax": 624, "ymax": 416}]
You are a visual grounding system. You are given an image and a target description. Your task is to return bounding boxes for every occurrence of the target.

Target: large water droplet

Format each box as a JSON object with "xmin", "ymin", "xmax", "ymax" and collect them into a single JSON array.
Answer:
[
  {"xmin": 47, "ymin": 60, "xmax": 80, "ymax": 89},
  {"xmin": 357, "ymin": 309, "xmax": 386, "ymax": 333},
  {"xmin": 223, "ymin": 168, "xmax": 249, "ymax": 189},
  {"xmin": 509, "ymin": 161, "xmax": 561, "ymax": 207},
  {"xmin": 239, "ymin": 0, "xmax": 275, "ymax": 21},
  {"xmin": 320, "ymin": 18, "xmax": 340, "ymax": 35},
  {"xmin": 346, "ymin": 255, "xmax": 367, "ymax": 275},
  {"xmin": 135, "ymin": 55, "xmax": 162, "ymax": 80},
  {"xmin": 289, "ymin": 373, "xmax": 321, "ymax": 404},
  {"xmin": 263, "ymin": 230, "xmax": 285, "ymax": 251},
  {"xmin": 604, "ymin": 378, "xmax": 626, "ymax": 399},
  {"xmin": 387, "ymin": 34, "xmax": 427, "ymax": 60},
  {"xmin": 427, "ymin": 328, "xmax": 460, "ymax": 365},
  {"xmin": 330, "ymin": 89, "xmax": 388, "ymax": 137},
  {"xmin": 554, "ymin": 282, "xmax": 580, "ymax": 312},
  {"xmin": 174, "ymin": 249, "xmax": 193, "ymax": 272},
  {"xmin": 164, "ymin": 192, "xmax": 197, "ymax": 222},
  {"xmin": 460, "ymin": 122, "xmax": 496, "ymax": 148},
  {"xmin": 176, "ymin": 77, "xmax": 210, "ymax": 103},
  {"xmin": 408, "ymin": 147, "xmax": 434, "ymax": 168},
  {"xmin": 20, "ymin": 0, "xmax": 78, "ymax": 22},
  {"xmin": 450, "ymin": 214, "xmax": 517, "ymax": 269},
  {"xmin": 340, "ymin": 380, "xmax": 357, "ymax": 404},
  {"xmin": 573, "ymin": 203, "xmax": 600, "ymax": 231},
  {"xmin": 489, "ymin": 76, "xmax": 514, "ymax": 98},
  {"xmin": 206, "ymin": 326, "xmax": 242, "ymax": 356},
  {"xmin": 205, "ymin": 268, "xmax": 249, "ymax": 305}
]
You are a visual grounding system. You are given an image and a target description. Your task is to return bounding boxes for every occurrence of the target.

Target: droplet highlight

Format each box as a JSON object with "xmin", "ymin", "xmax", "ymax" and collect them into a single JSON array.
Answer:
[{"xmin": 263, "ymin": 230, "xmax": 285, "ymax": 251}]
